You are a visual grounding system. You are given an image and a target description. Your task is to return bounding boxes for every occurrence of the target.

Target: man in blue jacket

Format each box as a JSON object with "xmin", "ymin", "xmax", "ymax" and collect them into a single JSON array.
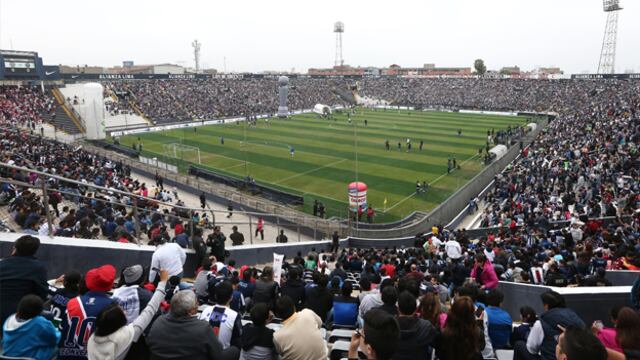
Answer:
[{"xmin": 0, "ymin": 235, "xmax": 48, "ymax": 326}]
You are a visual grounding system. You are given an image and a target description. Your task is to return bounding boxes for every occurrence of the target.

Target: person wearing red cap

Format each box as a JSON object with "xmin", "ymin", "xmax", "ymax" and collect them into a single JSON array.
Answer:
[{"xmin": 58, "ymin": 264, "xmax": 117, "ymax": 360}]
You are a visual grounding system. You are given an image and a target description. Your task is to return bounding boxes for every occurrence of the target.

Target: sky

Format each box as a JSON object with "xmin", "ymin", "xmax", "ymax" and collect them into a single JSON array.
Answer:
[{"xmin": 0, "ymin": 0, "xmax": 638, "ymax": 74}]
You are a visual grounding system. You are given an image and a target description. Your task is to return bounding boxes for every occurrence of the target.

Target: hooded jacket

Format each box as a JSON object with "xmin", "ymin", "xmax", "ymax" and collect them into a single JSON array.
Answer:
[
  {"xmin": 281, "ymin": 279, "xmax": 306, "ymax": 310},
  {"xmin": 470, "ymin": 261, "xmax": 499, "ymax": 290},
  {"xmin": 2, "ymin": 314, "xmax": 61, "ymax": 360},
  {"xmin": 393, "ymin": 316, "xmax": 437, "ymax": 360},
  {"xmin": 87, "ymin": 281, "xmax": 166, "ymax": 360}
]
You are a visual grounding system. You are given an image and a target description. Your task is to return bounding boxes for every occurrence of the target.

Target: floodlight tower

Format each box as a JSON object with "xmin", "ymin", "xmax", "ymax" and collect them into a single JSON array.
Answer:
[
  {"xmin": 598, "ymin": 0, "xmax": 623, "ymax": 74},
  {"xmin": 334, "ymin": 21, "xmax": 344, "ymax": 67},
  {"xmin": 192, "ymin": 40, "xmax": 201, "ymax": 74}
]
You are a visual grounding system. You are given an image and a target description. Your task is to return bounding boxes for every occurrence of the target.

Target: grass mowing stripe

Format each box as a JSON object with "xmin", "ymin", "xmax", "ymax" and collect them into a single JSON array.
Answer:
[{"xmin": 121, "ymin": 109, "xmax": 524, "ymax": 220}]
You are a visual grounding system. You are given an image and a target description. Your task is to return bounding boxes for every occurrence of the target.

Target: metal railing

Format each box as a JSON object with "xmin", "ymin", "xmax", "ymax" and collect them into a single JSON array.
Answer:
[
  {"xmin": 0, "ymin": 161, "xmax": 335, "ymax": 246},
  {"xmin": 81, "ymin": 142, "xmax": 348, "ymax": 238}
]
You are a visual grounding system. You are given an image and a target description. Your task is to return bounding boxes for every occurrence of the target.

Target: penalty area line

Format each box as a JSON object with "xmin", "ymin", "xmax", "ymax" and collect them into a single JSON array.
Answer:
[
  {"xmin": 384, "ymin": 153, "xmax": 480, "ymax": 213},
  {"xmin": 274, "ymin": 159, "xmax": 348, "ymax": 185}
]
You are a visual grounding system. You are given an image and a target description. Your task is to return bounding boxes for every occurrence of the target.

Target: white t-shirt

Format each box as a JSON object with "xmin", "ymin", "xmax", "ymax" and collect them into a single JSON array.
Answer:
[
  {"xmin": 198, "ymin": 305, "xmax": 240, "ymax": 349},
  {"xmin": 149, "ymin": 243, "xmax": 186, "ymax": 281},
  {"xmin": 445, "ymin": 240, "xmax": 462, "ymax": 259}
]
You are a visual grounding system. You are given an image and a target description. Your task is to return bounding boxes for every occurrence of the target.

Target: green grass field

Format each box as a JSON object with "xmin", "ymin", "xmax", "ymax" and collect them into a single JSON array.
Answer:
[{"xmin": 119, "ymin": 109, "xmax": 529, "ymax": 222}]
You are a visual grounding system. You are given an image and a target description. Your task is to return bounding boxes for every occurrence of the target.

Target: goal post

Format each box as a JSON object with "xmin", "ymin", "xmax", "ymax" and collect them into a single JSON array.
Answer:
[{"xmin": 162, "ymin": 143, "xmax": 201, "ymax": 164}]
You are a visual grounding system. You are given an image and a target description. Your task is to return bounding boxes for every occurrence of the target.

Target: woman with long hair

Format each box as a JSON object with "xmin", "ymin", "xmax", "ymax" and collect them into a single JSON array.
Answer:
[
  {"xmin": 418, "ymin": 292, "xmax": 447, "ymax": 329},
  {"xmin": 615, "ymin": 307, "xmax": 640, "ymax": 355},
  {"xmin": 434, "ymin": 296, "xmax": 485, "ymax": 360},
  {"xmin": 86, "ymin": 270, "xmax": 168, "ymax": 360}
]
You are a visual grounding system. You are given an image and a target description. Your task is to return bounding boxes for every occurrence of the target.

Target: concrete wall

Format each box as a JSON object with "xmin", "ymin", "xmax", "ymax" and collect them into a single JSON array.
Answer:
[{"xmin": 498, "ymin": 281, "xmax": 633, "ymax": 327}]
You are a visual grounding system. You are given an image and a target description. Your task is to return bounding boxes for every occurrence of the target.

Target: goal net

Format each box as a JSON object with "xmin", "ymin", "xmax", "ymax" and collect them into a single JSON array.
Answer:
[{"xmin": 162, "ymin": 143, "xmax": 201, "ymax": 164}]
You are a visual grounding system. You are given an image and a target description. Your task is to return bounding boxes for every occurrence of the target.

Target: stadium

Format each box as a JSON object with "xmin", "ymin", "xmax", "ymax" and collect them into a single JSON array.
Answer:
[{"xmin": 0, "ymin": 1, "xmax": 639, "ymax": 360}]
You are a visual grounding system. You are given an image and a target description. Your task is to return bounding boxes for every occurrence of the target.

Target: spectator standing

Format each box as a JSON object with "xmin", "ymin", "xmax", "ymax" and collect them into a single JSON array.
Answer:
[
  {"xmin": 46, "ymin": 271, "xmax": 82, "ymax": 329},
  {"xmin": 331, "ymin": 231, "xmax": 340, "ymax": 253},
  {"xmin": 471, "ymin": 254, "xmax": 499, "ymax": 290},
  {"xmin": 229, "ymin": 226, "xmax": 245, "ymax": 246},
  {"xmin": 200, "ymin": 192, "xmax": 206, "ymax": 209},
  {"xmin": 0, "ymin": 235, "xmax": 48, "ymax": 326},
  {"xmin": 207, "ymin": 226, "xmax": 227, "ymax": 262},
  {"xmin": 276, "ymin": 230, "xmax": 288, "ymax": 243},
  {"xmin": 255, "ymin": 217, "xmax": 264, "ymax": 240},
  {"xmin": 149, "ymin": 238, "xmax": 186, "ymax": 283},
  {"xmin": 445, "ymin": 237, "xmax": 463, "ymax": 260},
  {"xmin": 366, "ymin": 206, "xmax": 375, "ymax": 223}
]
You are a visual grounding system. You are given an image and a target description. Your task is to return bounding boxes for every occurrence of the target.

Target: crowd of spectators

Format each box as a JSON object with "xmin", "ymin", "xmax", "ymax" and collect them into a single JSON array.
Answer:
[
  {"xmin": 0, "ymin": 77, "xmax": 639, "ymax": 359},
  {"xmin": 105, "ymin": 78, "xmax": 345, "ymax": 123},
  {"xmin": 2, "ymin": 232, "xmax": 640, "ymax": 360},
  {"xmin": 0, "ymin": 126, "xmax": 199, "ymax": 244},
  {"xmin": 0, "ymin": 86, "xmax": 56, "ymax": 126}
]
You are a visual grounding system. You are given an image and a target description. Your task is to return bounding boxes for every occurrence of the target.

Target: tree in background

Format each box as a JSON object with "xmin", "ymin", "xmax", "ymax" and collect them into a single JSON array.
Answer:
[{"xmin": 474, "ymin": 59, "xmax": 487, "ymax": 76}]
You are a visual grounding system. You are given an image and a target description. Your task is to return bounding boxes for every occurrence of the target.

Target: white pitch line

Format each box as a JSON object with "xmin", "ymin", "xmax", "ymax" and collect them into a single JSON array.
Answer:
[
  {"xmin": 220, "ymin": 162, "xmax": 247, "ymax": 171},
  {"xmin": 274, "ymin": 158, "xmax": 348, "ymax": 185},
  {"xmin": 384, "ymin": 153, "xmax": 481, "ymax": 212},
  {"xmin": 384, "ymin": 191, "xmax": 418, "ymax": 212}
]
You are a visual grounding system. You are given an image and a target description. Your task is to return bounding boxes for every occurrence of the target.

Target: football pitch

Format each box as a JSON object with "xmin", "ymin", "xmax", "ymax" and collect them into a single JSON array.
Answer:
[{"xmin": 119, "ymin": 109, "xmax": 529, "ymax": 222}]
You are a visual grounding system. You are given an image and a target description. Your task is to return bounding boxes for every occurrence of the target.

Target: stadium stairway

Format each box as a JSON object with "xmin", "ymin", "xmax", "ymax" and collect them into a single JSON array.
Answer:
[
  {"xmin": 50, "ymin": 88, "xmax": 85, "ymax": 134},
  {"xmin": 128, "ymin": 100, "xmax": 154, "ymax": 126}
]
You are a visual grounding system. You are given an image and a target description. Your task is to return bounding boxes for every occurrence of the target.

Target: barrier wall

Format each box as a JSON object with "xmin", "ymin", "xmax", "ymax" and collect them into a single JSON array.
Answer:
[
  {"xmin": 0, "ymin": 233, "xmax": 200, "ymax": 278},
  {"xmin": 498, "ymin": 281, "xmax": 633, "ymax": 326},
  {"xmin": 1, "ymin": 233, "xmax": 636, "ymax": 325}
]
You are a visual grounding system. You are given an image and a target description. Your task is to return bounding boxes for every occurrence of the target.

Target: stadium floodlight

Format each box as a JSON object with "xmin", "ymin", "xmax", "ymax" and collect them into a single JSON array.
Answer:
[
  {"xmin": 598, "ymin": 0, "xmax": 623, "ymax": 74},
  {"xmin": 334, "ymin": 21, "xmax": 344, "ymax": 67},
  {"xmin": 192, "ymin": 40, "xmax": 201, "ymax": 74}
]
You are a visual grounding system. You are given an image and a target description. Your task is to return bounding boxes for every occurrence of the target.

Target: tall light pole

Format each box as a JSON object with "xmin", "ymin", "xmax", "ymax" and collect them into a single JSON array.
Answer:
[
  {"xmin": 598, "ymin": 0, "xmax": 623, "ymax": 74},
  {"xmin": 334, "ymin": 22, "xmax": 344, "ymax": 67},
  {"xmin": 192, "ymin": 40, "xmax": 201, "ymax": 74}
]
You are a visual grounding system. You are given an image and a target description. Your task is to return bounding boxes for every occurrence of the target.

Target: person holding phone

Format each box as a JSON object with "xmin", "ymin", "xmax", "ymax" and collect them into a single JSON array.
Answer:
[{"xmin": 348, "ymin": 308, "xmax": 400, "ymax": 360}]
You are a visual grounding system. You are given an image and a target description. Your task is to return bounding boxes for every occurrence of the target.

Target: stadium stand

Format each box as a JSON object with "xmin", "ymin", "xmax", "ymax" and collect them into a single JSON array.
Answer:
[{"xmin": 0, "ymin": 77, "xmax": 639, "ymax": 360}]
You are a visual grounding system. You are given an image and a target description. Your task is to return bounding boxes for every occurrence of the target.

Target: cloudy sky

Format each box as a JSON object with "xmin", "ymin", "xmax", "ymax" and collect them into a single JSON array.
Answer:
[{"xmin": 0, "ymin": 0, "xmax": 637, "ymax": 74}]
